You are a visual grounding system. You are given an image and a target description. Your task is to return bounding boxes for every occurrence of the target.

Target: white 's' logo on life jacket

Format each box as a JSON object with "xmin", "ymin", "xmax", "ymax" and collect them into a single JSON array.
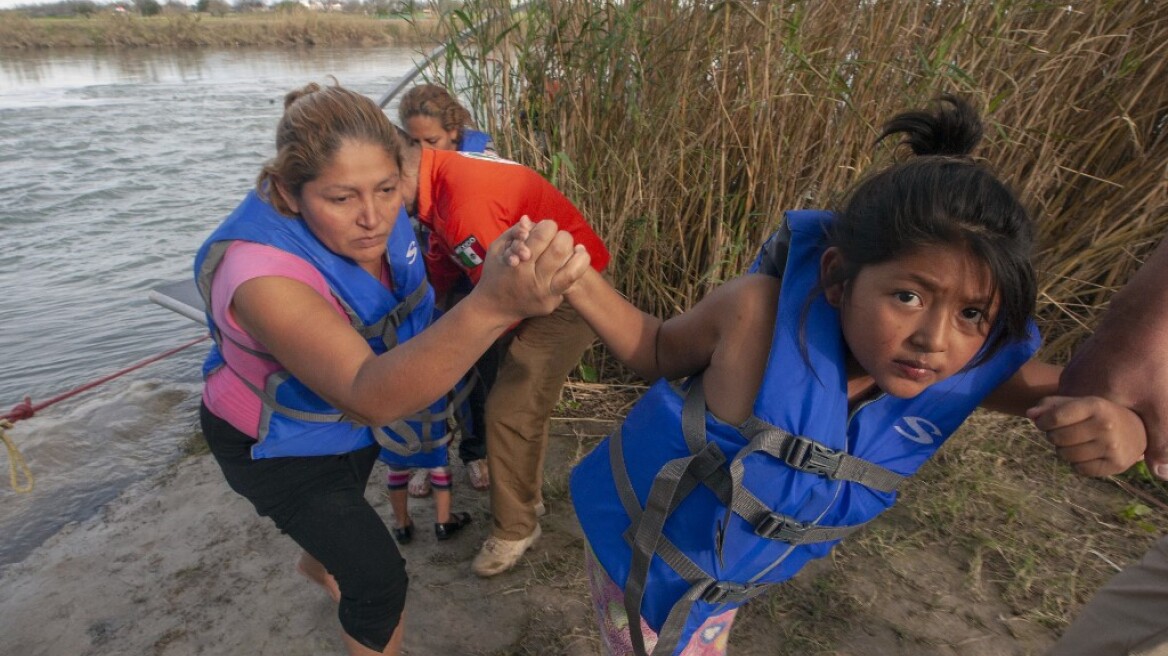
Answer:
[
  {"xmin": 894, "ymin": 416, "xmax": 941, "ymax": 445},
  {"xmin": 406, "ymin": 240, "xmax": 418, "ymax": 264}
]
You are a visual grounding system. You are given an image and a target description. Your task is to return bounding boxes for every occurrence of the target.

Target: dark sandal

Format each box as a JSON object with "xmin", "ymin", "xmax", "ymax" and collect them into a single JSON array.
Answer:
[
  {"xmin": 392, "ymin": 523, "xmax": 414, "ymax": 545},
  {"xmin": 434, "ymin": 512, "xmax": 472, "ymax": 541}
]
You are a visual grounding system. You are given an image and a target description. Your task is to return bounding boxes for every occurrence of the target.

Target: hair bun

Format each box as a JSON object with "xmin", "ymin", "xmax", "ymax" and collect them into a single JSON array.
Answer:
[
  {"xmin": 878, "ymin": 94, "xmax": 983, "ymax": 157},
  {"xmin": 283, "ymin": 82, "xmax": 323, "ymax": 111}
]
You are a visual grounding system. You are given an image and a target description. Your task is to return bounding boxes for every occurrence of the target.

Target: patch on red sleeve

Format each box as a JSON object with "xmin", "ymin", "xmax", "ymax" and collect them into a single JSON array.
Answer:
[{"xmin": 453, "ymin": 235, "xmax": 486, "ymax": 269}]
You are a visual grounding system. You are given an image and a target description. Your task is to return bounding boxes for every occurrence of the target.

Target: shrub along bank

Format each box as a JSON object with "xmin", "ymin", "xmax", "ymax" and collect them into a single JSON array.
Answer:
[{"xmin": 0, "ymin": 11, "xmax": 437, "ymax": 49}]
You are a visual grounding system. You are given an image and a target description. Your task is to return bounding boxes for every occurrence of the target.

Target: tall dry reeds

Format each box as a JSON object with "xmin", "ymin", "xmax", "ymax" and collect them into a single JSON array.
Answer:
[{"xmin": 422, "ymin": 0, "xmax": 1167, "ymax": 366}]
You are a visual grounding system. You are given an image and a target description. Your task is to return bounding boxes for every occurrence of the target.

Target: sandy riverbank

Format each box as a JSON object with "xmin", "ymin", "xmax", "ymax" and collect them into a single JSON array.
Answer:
[{"xmin": 0, "ymin": 419, "xmax": 606, "ymax": 656}]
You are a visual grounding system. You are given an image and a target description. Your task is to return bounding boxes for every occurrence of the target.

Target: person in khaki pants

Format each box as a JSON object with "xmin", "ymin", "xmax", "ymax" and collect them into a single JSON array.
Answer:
[
  {"xmin": 1045, "ymin": 237, "xmax": 1168, "ymax": 656},
  {"xmin": 484, "ymin": 301, "xmax": 597, "ymax": 546},
  {"xmin": 397, "ymin": 139, "xmax": 611, "ymax": 577}
]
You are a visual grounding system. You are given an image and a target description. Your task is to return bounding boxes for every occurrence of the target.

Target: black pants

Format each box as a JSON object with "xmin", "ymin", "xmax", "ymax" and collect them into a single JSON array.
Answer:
[
  {"xmin": 200, "ymin": 404, "xmax": 407, "ymax": 651},
  {"xmin": 459, "ymin": 334, "xmax": 511, "ymax": 464}
]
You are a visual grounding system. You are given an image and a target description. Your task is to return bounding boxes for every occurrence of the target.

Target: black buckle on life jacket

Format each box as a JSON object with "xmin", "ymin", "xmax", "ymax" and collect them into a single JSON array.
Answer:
[
  {"xmin": 700, "ymin": 581, "xmax": 749, "ymax": 604},
  {"xmin": 782, "ymin": 436, "xmax": 843, "ymax": 478},
  {"xmin": 753, "ymin": 512, "xmax": 808, "ymax": 542}
]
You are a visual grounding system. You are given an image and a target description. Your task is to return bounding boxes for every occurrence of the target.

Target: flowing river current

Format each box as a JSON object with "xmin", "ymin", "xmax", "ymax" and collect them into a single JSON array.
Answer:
[{"xmin": 0, "ymin": 46, "xmax": 425, "ymax": 568}]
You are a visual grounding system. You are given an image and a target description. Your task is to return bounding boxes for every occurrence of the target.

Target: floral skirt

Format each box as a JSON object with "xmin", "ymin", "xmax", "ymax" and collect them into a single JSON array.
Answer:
[{"xmin": 585, "ymin": 547, "xmax": 737, "ymax": 656}]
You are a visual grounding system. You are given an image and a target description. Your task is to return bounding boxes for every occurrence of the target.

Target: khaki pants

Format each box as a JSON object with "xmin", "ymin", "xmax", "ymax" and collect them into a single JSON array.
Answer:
[
  {"xmin": 485, "ymin": 301, "xmax": 595, "ymax": 540},
  {"xmin": 1048, "ymin": 534, "xmax": 1168, "ymax": 656}
]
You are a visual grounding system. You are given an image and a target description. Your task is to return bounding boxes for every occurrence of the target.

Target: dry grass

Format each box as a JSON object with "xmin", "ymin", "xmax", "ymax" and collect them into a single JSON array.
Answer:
[{"xmin": 0, "ymin": 12, "xmax": 437, "ymax": 49}]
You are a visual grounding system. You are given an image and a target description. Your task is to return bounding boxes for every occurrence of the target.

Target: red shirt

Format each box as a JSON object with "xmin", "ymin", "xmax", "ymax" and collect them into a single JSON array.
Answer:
[{"xmin": 415, "ymin": 149, "xmax": 611, "ymax": 299}]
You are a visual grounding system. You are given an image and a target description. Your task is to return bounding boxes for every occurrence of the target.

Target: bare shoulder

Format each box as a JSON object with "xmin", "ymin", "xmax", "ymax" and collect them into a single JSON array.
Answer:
[
  {"xmin": 700, "ymin": 273, "xmax": 780, "ymax": 337},
  {"xmin": 700, "ymin": 274, "xmax": 781, "ymax": 423}
]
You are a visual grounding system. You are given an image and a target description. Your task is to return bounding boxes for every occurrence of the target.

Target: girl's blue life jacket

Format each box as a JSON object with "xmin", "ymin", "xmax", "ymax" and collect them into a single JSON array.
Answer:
[
  {"xmin": 194, "ymin": 189, "xmax": 470, "ymax": 460},
  {"xmin": 570, "ymin": 210, "xmax": 1041, "ymax": 656}
]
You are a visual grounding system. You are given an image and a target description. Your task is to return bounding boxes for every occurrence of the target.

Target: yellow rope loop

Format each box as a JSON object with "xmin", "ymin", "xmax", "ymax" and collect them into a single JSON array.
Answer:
[{"xmin": 0, "ymin": 419, "xmax": 35, "ymax": 494}]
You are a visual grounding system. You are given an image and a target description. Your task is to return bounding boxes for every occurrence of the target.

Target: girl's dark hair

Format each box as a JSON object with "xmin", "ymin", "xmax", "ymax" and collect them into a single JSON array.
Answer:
[
  {"xmin": 825, "ymin": 94, "xmax": 1036, "ymax": 365},
  {"xmin": 256, "ymin": 81, "xmax": 402, "ymax": 216}
]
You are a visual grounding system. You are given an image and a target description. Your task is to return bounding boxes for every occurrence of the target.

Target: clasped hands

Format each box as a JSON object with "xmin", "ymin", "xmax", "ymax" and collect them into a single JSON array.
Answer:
[{"xmin": 478, "ymin": 216, "xmax": 591, "ymax": 320}]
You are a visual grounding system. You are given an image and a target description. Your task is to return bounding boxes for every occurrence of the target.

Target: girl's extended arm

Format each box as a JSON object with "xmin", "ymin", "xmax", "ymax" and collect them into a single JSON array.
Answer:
[
  {"xmin": 563, "ymin": 267, "xmax": 718, "ymax": 381},
  {"xmin": 980, "ymin": 358, "xmax": 1061, "ymax": 417}
]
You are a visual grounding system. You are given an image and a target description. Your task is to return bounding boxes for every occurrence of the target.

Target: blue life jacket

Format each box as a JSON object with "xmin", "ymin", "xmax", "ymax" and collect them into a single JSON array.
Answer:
[
  {"xmin": 194, "ymin": 190, "xmax": 463, "ymax": 460},
  {"xmin": 458, "ymin": 128, "xmax": 493, "ymax": 153},
  {"xmin": 570, "ymin": 210, "xmax": 1040, "ymax": 655}
]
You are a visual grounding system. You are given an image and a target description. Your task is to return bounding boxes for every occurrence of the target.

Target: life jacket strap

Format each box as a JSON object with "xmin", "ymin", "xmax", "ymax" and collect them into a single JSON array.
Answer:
[
  {"xmin": 373, "ymin": 424, "xmax": 423, "ymax": 456},
  {"xmin": 443, "ymin": 368, "xmax": 481, "ymax": 437},
  {"xmin": 371, "ymin": 365, "xmax": 479, "ymax": 456},
  {"xmin": 681, "ymin": 376, "xmax": 904, "ymax": 493},
  {"xmin": 242, "ymin": 371, "xmax": 342, "ymax": 424},
  {"xmin": 239, "ymin": 367, "xmax": 455, "ymax": 459},
  {"xmin": 218, "ymin": 331, "xmax": 278, "ymax": 363},
  {"xmin": 750, "ymin": 511, "xmax": 865, "ymax": 544},
  {"xmin": 358, "ymin": 280, "xmax": 431, "ymax": 349},
  {"xmin": 698, "ymin": 580, "xmax": 772, "ymax": 605},
  {"xmin": 645, "ymin": 578, "xmax": 772, "ymax": 656},
  {"xmin": 689, "ymin": 390, "xmax": 902, "ymax": 498},
  {"xmin": 609, "ymin": 421, "xmax": 727, "ymax": 656}
]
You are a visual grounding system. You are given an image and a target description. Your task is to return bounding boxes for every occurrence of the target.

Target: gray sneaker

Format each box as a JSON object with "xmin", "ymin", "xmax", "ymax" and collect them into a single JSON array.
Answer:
[{"xmin": 471, "ymin": 524, "xmax": 542, "ymax": 577}]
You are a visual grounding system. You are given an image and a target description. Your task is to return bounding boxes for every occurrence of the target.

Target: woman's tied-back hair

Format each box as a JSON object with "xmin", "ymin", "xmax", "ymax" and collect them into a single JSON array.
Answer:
[
  {"xmin": 256, "ymin": 81, "xmax": 402, "ymax": 216},
  {"xmin": 397, "ymin": 84, "xmax": 474, "ymax": 141},
  {"xmin": 825, "ymin": 94, "xmax": 1036, "ymax": 365}
]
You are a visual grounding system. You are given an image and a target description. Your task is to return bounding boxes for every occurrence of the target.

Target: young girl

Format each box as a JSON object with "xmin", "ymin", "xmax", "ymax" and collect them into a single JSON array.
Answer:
[
  {"xmin": 547, "ymin": 96, "xmax": 1146, "ymax": 655},
  {"xmin": 395, "ymin": 83, "xmax": 496, "ymax": 498}
]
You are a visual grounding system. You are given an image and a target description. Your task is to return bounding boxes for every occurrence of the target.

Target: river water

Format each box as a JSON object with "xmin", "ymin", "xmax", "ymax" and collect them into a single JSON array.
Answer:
[{"xmin": 0, "ymin": 46, "xmax": 425, "ymax": 568}]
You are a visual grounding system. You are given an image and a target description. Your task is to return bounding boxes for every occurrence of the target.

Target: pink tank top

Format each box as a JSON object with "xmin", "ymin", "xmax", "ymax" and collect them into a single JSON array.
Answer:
[{"xmin": 201, "ymin": 241, "xmax": 348, "ymax": 438}]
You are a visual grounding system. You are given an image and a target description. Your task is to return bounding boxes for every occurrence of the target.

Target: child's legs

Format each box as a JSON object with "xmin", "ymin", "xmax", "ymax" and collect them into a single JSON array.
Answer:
[
  {"xmin": 385, "ymin": 466, "xmax": 411, "ymax": 527},
  {"xmin": 429, "ymin": 466, "xmax": 452, "ymax": 523},
  {"xmin": 585, "ymin": 546, "xmax": 736, "ymax": 656}
]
